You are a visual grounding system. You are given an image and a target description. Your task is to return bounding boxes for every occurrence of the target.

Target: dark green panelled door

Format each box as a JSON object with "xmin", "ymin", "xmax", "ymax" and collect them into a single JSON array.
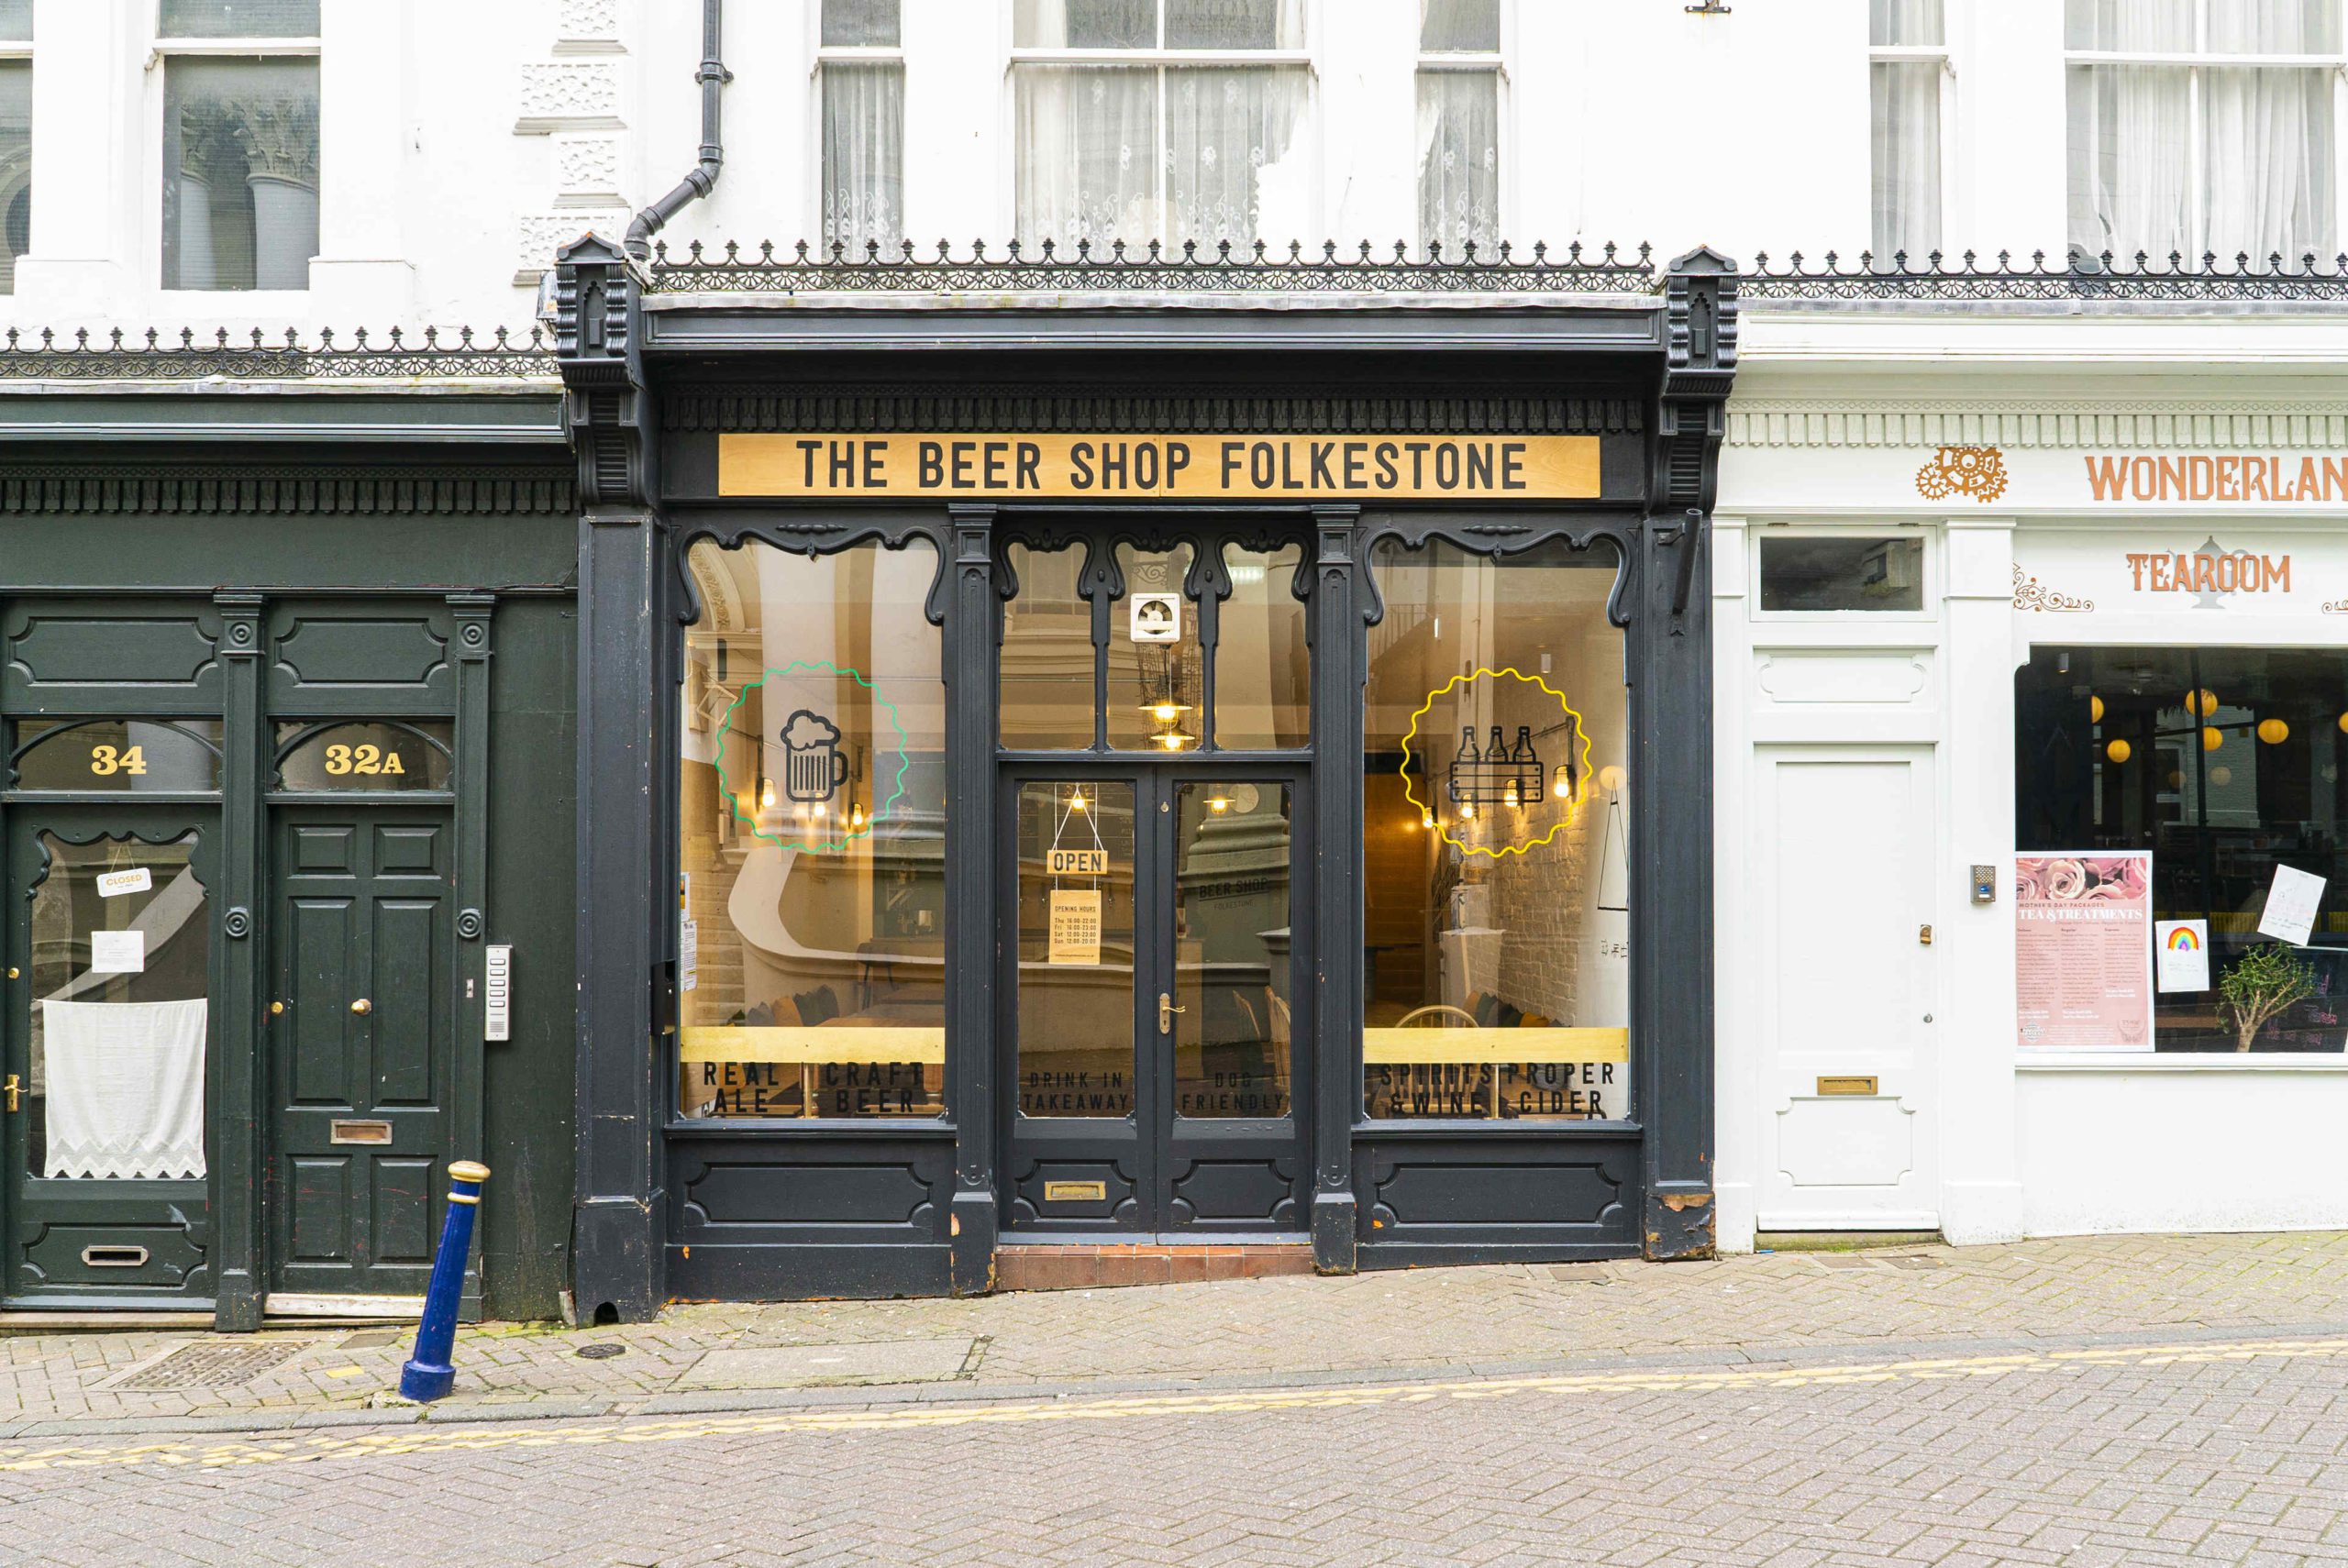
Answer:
[{"xmin": 269, "ymin": 806, "xmax": 452, "ymax": 1298}]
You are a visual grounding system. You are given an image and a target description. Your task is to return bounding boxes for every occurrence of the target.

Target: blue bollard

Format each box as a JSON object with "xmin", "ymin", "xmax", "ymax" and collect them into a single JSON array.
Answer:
[{"xmin": 398, "ymin": 1159, "xmax": 491, "ymax": 1403}]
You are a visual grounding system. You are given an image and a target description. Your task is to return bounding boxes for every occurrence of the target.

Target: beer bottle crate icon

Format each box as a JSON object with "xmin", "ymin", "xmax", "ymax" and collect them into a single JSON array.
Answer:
[{"xmin": 780, "ymin": 710, "xmax": 847, "ymax": 804}]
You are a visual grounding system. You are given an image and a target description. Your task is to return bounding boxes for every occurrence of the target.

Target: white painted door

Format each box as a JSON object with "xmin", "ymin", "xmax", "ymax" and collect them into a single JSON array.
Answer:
[{"xmin": 1755, "ymin": 748, "xmax": 1939, "ymax": 1230}]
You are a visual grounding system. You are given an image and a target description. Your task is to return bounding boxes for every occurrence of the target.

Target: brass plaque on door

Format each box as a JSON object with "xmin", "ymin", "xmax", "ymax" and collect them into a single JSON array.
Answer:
[
  {"xmin": 1815, "ymin": 1077, "xmax": 1879, "ymax": 1097},
  {"xmin": 1044, "ymin": 1180, "xmax": 1106, "ymax": 1203},
  {"xmin": 330, "ymin": 1119, "xmax": 393, "ymax": 1145}
]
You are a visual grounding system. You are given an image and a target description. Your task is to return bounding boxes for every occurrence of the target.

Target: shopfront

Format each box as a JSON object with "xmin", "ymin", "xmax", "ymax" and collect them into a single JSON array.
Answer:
[
  {"xmin": 0, "ymin": 356, "xmax": 581, "ymax": 1328},
  {"xmin": 557, "ymin": 240, "xmax": 1735, "ymax": 1316},
  {"xmin": 1716, "ymin": 377, "xmax": 2348, "ymax": 1250}
]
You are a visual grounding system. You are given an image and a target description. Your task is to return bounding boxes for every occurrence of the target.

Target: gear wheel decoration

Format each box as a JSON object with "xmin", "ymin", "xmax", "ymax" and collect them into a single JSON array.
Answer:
[
  {"xmin": 713, "ymin": 661, "xmax": 909, "ymax": 854},
  {"xmin": 1401, "ymin": 668, "xmax": 1593, "ymax": 861},
  {"xmin": 1915, "ymin": 445, "xmax": 2008, "ymax": 502}
]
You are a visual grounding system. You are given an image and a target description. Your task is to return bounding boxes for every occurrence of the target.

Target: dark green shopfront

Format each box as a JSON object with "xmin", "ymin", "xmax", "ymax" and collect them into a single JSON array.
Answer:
[
  {"xmin": 0, "ymin": 343, "xmax": 578, "ymax": 1326},
  {"xmin": 0, "ymin": 245, "xmax": 1733, "ymax": 1328}
]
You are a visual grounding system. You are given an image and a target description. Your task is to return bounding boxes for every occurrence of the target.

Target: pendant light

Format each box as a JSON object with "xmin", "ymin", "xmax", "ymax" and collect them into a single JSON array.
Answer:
[{"xmin": 2258, "ymin": 718, "xmax": 2290, "ymax": 745}]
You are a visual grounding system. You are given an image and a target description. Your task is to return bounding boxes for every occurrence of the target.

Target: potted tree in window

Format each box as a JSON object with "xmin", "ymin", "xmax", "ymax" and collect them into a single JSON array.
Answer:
[{"xmin": 2217, "ymin": 944, "xmax": 2316, "ymax": 1053}]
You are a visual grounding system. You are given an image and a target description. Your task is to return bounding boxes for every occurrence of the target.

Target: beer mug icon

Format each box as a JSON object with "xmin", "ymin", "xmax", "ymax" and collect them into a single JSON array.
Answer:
[{"xmin": 779, "ymin": 710, "xmax": 847, "ymax": 804}]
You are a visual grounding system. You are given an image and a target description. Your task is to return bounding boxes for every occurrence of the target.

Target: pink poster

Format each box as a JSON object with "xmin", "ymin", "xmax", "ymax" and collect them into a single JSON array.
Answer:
[{"xmin": 2015, "ymin": 853, "xmax": 2154, "ymax": 1051}]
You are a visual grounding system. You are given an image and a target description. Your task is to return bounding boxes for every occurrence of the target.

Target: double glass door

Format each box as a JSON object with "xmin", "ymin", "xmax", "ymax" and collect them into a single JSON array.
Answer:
[{"xmin": 1004, "ymin": 765, "xmax": 1309, "ymax": 1236}]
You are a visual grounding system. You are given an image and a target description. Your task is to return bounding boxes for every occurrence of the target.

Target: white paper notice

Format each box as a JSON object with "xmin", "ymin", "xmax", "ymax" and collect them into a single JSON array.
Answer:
[
  {"xmin": 95, "ymin": 867, "xmax": 152, "ymax": 899},
  {"xmin": 679, "ymin": 919, "xmax": 698, "ymax": 992},
  {"xmin": 2154, "ymin": 920, "xmax": 2210, "ymax": 992},
  {"xmin": 2257, "ymin": 864, "xmax": 2326, "ymax": 947},
  {"xmin": 89, "ymin": 930, "xmax": 145, "ymax": 974}
]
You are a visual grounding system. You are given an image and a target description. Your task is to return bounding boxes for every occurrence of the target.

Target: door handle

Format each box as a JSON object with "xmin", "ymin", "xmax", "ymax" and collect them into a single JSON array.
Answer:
[
  {"xmin": 3, "ymin": 1076, "xmax": 17, "ymax": 1112},
  {"xmin": 1918, "ymin": 924, "xmax": 1933, "ymax": 946},
  {"xmin": 349, "ymin": 998, "xmax": 372, "ymax": 1015},
  {"xmin": 1157, "ymin": 992, "xmax": 1186, "ymax": 1034}
]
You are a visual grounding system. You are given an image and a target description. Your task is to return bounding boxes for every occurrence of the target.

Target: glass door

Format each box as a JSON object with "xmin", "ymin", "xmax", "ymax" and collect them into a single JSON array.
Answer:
[
  {"xmin": 1003, "ymin": 766, "xmax": 1307, "ymax": 1236},
  {"xmin": 4, "ymin": 809, "xmax": 217, "ymax": 1303}
]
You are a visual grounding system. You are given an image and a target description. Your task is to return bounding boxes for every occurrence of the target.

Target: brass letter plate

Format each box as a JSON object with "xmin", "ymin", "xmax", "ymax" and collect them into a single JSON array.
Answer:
[
  {"xmin": 1815, "ymin": 1077, "xmax": 1879, "ymax": 1097},
  {"xmin": 330, "ymin": 1119, "xmax": 394, "ymax": 1145},
  {"xmin": 1044, "ymin": 1180, "xmax": 1107, "ymax": 1203}
]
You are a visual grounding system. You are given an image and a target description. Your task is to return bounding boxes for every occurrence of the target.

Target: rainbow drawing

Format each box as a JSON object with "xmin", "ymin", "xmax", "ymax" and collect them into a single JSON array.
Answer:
[{"xmin": 2164, "ymin": 925, "xmax": 2202, "ymax": 953}]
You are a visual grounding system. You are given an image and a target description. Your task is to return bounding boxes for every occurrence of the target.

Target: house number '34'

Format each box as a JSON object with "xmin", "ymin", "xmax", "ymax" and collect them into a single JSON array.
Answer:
[{"xmin": 325, "ymin": 744, "xmax": 404, "ymax": 776}]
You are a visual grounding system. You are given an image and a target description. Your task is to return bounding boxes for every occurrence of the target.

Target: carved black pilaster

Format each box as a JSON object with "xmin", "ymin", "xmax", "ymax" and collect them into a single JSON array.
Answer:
[
  {"xmin": 1639, "ymin": 248, "xmax": 1738, "ymax": 1261},
  {"xmin": 448, "ymin": 593, "xmax": 494, "ymax": 1320},
  {"xmin": 558, "ymin": 232, "xmax": 667, "ymax": 1321},
  {"xmin": 1309, "ymin": 505, "xmax": 1363, "ymax": 1271},
  {"xmin": 947, "ymin": 506, "xmax": 999, "ymax": 1293},
  {"xmin": 212, "ymin": 592, "xmax": 264, "ymax": 1332}
]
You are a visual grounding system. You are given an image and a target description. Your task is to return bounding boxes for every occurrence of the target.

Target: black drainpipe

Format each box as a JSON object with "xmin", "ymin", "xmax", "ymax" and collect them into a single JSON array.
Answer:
[{"xmin": 626, "ymin": 0, "xmax": 730, "ymax": 259}]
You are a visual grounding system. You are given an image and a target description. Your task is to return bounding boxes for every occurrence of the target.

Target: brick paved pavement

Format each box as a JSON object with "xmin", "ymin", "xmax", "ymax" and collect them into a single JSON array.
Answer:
[
  {"xmin": 3, "ymin": 1231, "xmax": 2346, "ymax": 1433},
  {"xmin": 5, "ymin": 1335, "xmax": 2345, "ymax": 1566}
]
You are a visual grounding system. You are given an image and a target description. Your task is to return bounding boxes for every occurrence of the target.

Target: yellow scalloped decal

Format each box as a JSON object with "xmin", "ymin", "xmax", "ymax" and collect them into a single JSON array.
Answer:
[{"xmin": 1401, "ymin": 667, "xmax": 1592, "ymax": 860}]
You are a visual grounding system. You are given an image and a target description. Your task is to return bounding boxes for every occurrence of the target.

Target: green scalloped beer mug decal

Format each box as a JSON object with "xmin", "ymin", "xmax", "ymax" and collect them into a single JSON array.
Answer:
[{"xmin": 714, "ymin": 661, "xmax": 909, "ymax": 853}]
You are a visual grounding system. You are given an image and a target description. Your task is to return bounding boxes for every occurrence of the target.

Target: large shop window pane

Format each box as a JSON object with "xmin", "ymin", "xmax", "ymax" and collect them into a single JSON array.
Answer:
[
  {"xmin": 161, "ymin": 57, "xmax": 318, "ymax": 292},
  {"xmin": 0, "ymin": 61, "xmax": 28, "ymax": 295},
  {"xmin": 1109, "ymin": 542, "xmax": 1203, "ymax": 753},
  {"xmin": 1214, "ymin": 543, "xmax": 1309, "ymax": 749},
  {"xmin": 1417, "ymin": 68, "xmax": 1500, "ymax": 257},
  {"xmin": 1361, "ymin": 539, "xmax": 1632, "ymax": 1121},
  {"xmin": 2017, "ymin": 646, "xmax": 2348, "ymax": 1055},
  {"xmin": 28, "ymin": 834, "xmax": 211, "ymax": 1181},
  {"xmin": 1015, "ymin": 780, "xmax": 1138, "ymax": 1116},
  {"xmin": 821, "ymin": 62, "xmax": 904, "ymax": 250},
  {"xmin": 1758, "ymin": 536, "xmax": 1924, "ymax": 612},
  {"xmin": 1002, "ymin": 541, "xmax": 1100, "ymax": 750},
  {"xmin": 821, "ymin": 0, "xmax": 901, "ymax": 47},
  {"xmin": 677, "ymin": 538, "xmax": 947, "ymax": 1119},
  {"xmin": 159, "ymin": 0, "xmax": 320, "ymax": 35}
]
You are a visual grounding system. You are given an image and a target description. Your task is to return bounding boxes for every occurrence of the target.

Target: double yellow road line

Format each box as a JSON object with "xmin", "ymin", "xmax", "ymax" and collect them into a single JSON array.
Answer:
[{"xmin": 6, "ymin": 1334, "xmax": 2342, "ymax": 1474}]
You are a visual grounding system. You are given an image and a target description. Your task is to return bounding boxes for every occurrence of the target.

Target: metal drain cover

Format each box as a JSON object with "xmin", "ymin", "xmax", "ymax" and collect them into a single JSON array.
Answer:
[{"xmin": 111, "ymin": 1341, "xmax": 310, "ymax": 1391}]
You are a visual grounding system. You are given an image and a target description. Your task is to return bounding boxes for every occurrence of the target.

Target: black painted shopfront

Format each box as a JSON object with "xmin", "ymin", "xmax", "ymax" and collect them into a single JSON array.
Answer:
[{"xmin": 559, "ymin": 239, "xmax": 1735, "ymax": 1318}]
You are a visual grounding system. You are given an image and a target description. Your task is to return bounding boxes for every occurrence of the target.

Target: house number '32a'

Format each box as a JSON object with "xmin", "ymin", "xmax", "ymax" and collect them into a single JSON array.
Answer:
[{"xmin": 325, "ymin": 744, "xmax": 404, "ymax": 776}]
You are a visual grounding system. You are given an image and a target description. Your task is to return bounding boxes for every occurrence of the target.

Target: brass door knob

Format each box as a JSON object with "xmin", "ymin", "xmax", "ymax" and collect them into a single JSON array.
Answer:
[
  {"xmin": 3, "ymin": 1075, "xmax": 17, "ymax": 1112},
  {"xmin": 6, "ymin": 967, "xmax": 17, "ymax": 980},
  {"xmin": 349, "ymin": 998, "xmax": 372, "ymax": 1015},
  {"xmin": 270, "ymin": 1001, "xmax": 285, "ymax": 1015}
]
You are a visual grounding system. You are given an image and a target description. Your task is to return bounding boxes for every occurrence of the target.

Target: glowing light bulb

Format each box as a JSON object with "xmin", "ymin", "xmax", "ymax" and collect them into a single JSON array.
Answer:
[
  {"xmin": 1069, "ymin": 791, "xmax": 1088, "ymax": 812},
  {"xmin": 850, "ymin": 802, "xmax": 866, "ymax": 829},
  {"xmin": 1553, "ymin": 766, "xmax": 1571, "ymax": 800},
  {"xmin": 759, "ymin": 778, "xmax": 776, "ymax": 810},
  {"xmin": 1208, "ymin": 794, "xmax": 1231, "ymax": 813},
  {"xmin": 1503, "ymin": 778, "xmax": 1522, "ymax": 810},
  {"xmin": 1420, "ymin": 809, "xmax": 1434, "ymax": 829},
  {"xmin": 1460, "ymin": 801, "xmax": 1477, "ymax": 820},
  {"xmin": 1154, "ymin": 702, "xmax": 1180, "ymax": 722}
]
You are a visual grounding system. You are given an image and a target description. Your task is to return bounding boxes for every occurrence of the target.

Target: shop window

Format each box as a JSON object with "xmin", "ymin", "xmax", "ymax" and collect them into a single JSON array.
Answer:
[
  {"xmin": 1361, "ymin": 537, "xmax": 1632, "ymax": 1121},
  {"xmin": 2017, "ymin": 646, "xmax": 2348, "ymax": 1055},
  {"xmin": 2066, "ymin": 0, "xmax": 2339, "ymax": 265},
  {"xmin": 1213, "ymin": 543, "xmax": 1308, "ymax": 749},
  {"xmin": 999, "ymin": 530, "xmax": 1310, "ymax": 753},
  {"xmin": 819, "ymin": 0, "xmax": 903, "ymax": 251},
  {"xmin": 0, "ymin": 12, "xmax": 27, "ymax": 297},
  {"xmin": 1418, "ymin": 0, "xmax": 1502, "ymax": 259},
  {"xmin": 9, "ymin": 719, "xmax": 225, "ymax": 792},
  {"xmin": 1870, "ymin": 0, "xmax": 1944, "ymax": 260},
  {"xmin": 1108, "ymin": 542, "xmax": 1203, "ymax": 752},
  {"xmin": 274, "ymin": 721, "xmax": 452, "ymax": 791},
  {"xmin": 1757, "ymin": 535, "xmax": 1925, "ymax": 613},
  {"xmin": 1013, "ymin": 0, "xmax": 1311, "ymax": 250},
  {"xmin": 159, "ymin": 0, "xmax": 320, "ymax": 292},
  {"xmin": 676, "ymin": 536, "xmax": 948, "ymax": 1120}
]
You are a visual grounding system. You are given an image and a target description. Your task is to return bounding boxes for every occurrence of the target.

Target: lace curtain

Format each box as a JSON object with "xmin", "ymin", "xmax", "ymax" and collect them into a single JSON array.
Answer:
[
  {"xmin": 2067, "ymin": 0, "xmax": 2335, "ymax": 263},
  {"xmin": 1015, "ymin": 65, "xmax": 1308, "ymax": 248},
  {"xmin": 822, "ymin": 62, "xmax": 904, "ymax": 251},
  {"xmin": 1417, "ymin": 71, "xmax": 1498, "ymax": 257}
]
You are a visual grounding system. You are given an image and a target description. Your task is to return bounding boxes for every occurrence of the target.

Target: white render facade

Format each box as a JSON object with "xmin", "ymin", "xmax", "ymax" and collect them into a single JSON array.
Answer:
[{"xmin": 5, "ymin": 0, "xmax": 2348, "ymax": 1259}]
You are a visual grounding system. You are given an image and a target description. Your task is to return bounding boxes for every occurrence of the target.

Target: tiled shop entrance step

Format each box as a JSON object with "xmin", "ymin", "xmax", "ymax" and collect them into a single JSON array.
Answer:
[
  {"xmin": 996, "ymin": 1243, "xmax": 1314, "ymax": 1292},
  {"xmin": 673, "ymin": 1337, "xmax": 982, "ymax": 1390}
]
